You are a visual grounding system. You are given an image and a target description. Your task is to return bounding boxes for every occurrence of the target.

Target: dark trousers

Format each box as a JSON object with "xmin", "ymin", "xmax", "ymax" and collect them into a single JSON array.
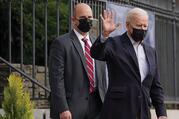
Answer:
[{"xmin": 85, "ymin": 89, "xmax": 102, "ymax": 119}]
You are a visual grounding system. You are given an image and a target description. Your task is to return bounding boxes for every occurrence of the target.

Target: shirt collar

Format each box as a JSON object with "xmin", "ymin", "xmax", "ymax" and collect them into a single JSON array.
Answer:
[{"xmin": 73, "ymin": 29, "xmax": 90, "ymax": 41}]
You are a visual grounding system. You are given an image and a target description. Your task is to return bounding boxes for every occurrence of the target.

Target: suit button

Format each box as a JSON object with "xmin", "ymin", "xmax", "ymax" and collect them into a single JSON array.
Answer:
[{"xmin": 85, "ymin": 97, "xmax": 89, "ymax": 100}]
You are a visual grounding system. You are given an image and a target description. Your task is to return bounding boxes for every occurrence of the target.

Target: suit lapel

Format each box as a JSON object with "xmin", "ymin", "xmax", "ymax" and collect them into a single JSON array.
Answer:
[
  {"xmin": 121, "ymin": 33, "xmax": 153, "ymax": 82},
  {"xmin": 121, "ymin": 33, "xmax": 139, "ymax": 69},
  {"xmin": 90, "ymin": 36, "xmax": 95, "ymax": 44},
  {"xmin": 94, "ymin": 59, "xmax": 102, "ymax": 86},
  {"xmin": 70, "ymin": 31, "xmax": 88, "ymax": 73}
]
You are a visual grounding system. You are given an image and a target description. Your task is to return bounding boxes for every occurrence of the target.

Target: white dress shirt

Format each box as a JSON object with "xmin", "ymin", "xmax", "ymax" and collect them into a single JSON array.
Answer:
[
  {"xmin": 127, "ymin": 33, "xmax": 148, "ymax": 82},
  {"xmin": 73, "ymin": 29, "xmax": 96, "ymax": 86}
]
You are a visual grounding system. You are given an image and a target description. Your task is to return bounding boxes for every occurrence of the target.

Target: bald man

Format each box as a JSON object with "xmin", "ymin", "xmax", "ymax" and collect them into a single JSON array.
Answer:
[
  {"xmin": 91, "ymin": 8, "xmax": 167, "ymax": 119},
  {"xmin": 49, "ymin": 3, "xmax": 107, "ymax": 119}
]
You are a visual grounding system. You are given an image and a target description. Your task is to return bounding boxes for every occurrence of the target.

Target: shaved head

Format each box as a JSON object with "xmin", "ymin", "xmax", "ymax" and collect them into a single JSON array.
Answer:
[
  {"xmin": 73, "ymin": 3, "xmax": 93, "ymax": 17},
  {"xmin": 72, "ymin": 3, "xmax": 93, "ymax": 35},
  {"xmin": 126, "ymin": 8, "xmax": 148, "ymax": 23}
]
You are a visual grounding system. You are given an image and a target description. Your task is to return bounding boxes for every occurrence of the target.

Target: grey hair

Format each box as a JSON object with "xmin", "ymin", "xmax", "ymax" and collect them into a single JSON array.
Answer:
[{"xmin": 126, "ymin": 8, "xmax": 149, "ymax": 23}]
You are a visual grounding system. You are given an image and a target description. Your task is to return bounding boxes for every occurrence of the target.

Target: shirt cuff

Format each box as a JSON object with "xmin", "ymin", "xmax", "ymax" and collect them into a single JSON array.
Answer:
[{"xmin": 100, "ymin": 34, "xmax": 108, "ymax": 43}]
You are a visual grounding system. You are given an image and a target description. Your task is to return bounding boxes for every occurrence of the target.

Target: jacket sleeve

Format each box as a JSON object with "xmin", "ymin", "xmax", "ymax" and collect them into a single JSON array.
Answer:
[
  {"xmin": 90, "ymin": 36, "xmax": 111, "ymax": 61},
  {"xmin": 150, "ymin": 51, "xmax": 167, "ymax": 117},
  {"xmin": 49, "ymin": 39, "xmax": 69, "ymax": 115}
]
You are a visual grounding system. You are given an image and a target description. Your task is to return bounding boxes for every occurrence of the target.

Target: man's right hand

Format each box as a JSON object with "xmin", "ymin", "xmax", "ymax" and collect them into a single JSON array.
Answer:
[
  {"xmin": 59, "ymin": 110, "xmax": 72, "ymax": 119},
  {"xmin": 100, "ymin": 10, "xmax": 117, "ymax": 38}
]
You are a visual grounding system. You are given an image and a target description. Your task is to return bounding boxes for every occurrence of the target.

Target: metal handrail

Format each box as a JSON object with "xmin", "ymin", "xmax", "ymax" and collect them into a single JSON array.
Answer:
[{"xmin": 0, "ymin": 57, "xmax": 51, "ymax": 93}]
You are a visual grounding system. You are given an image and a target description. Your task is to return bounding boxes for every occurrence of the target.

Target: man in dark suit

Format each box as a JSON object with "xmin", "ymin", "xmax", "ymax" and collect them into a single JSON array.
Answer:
[
  {"xmin": 90, "ymin": 8, "xmax": 167, "ymax": 119},
  {"xmin": 49, "ymin": 3, "xmax": 107, "ymax": 119}
]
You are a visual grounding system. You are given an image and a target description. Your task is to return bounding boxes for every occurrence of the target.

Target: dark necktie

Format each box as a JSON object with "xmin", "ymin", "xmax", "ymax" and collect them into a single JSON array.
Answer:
[{"xmin": 82, "ymin": 38, "xmax": 95, "ymax": 93}]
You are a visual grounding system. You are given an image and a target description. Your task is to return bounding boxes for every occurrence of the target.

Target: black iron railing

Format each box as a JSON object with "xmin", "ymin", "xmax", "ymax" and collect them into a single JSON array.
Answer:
[{"xmin": 0, "ymin": 57, "xmax": 51, "ymax": 100}]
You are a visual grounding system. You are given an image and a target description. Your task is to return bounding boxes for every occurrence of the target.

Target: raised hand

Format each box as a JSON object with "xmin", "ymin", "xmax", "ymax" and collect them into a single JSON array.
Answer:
[{"xmin": 100, "ymin": 10, "xmax": 117, "ymax": 37}]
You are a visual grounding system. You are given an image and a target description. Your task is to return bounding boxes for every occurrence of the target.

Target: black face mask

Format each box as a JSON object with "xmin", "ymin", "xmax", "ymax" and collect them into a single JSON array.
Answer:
[
  {"xmin": 77, "ymin": 18, "xmax": 92, "ymax": 33},
  {"xmin": 131, "ymin": 28, "xmax": 147, "ymax": 42}
]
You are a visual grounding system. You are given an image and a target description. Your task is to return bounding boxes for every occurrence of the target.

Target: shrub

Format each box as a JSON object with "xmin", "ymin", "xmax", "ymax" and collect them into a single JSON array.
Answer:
[{"xmin": 0, "ymin": 74, "xmax": 34, "ymax": 119}]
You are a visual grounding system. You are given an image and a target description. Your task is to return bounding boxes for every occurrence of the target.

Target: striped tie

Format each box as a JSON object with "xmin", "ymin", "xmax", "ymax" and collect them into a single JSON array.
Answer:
[{"xmin": 82, "ymin": 38, "xmax": 95, "ymax": 93}]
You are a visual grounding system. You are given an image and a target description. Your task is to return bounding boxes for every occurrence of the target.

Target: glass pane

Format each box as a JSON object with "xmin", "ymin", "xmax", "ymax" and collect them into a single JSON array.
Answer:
[
  {"xmin": 132, "ymin": 0, "xmax": 172, "ymax": 10},
  {"xmin": 155, "ymin": 17, "xmax": 175, "ymax": 101},
  {"xmin": 176, "ymin": 0, "xmax": 179, "ymax": 12},
  {"xmin": 176, "ymin": 21, "xmax": 179, "ymax": 101}
]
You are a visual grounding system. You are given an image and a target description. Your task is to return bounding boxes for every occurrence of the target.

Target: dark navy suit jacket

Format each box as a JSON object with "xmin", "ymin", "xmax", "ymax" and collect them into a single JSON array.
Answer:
[{"xmin": 90, "ymin": 32, "xmax": 167, "ymax": 119}]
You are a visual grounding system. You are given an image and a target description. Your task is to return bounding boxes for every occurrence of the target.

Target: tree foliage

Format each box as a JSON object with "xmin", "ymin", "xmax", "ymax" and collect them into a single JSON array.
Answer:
[
  {"xmin": 0, "ymin": 0, "xmax": 69, "ymax": 65},
  {"xmin": 0, "ymin": 74, "xmax": 34, "ymax": 119}
]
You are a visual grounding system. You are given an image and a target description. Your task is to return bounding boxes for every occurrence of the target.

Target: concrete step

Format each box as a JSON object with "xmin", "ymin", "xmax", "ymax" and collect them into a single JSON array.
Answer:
[
  {"xmin": 0, "ymin": 109, "xmax": 50, "ymax": 119},
  {"xmin": 0, "ymin": 109, "xmax": 179, "ymax": 119}
]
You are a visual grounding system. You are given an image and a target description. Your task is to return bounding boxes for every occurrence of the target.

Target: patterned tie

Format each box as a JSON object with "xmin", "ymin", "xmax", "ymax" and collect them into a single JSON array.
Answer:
[{"xmin": 82, "ymin": 38, "xmax": 95, "ymax": 93}]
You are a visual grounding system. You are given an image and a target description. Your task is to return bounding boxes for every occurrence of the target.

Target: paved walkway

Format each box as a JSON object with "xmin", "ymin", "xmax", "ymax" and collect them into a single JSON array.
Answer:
[
  {"xmin": 0, "ymin": 109, "xmax": 179, "ymax": 119},
  {"xmin": 151, "ymin": 109, "xmax": 179, "ymax": 119},
  {"xmin": 0, "ymin": 109, "xmax": 50, "ymax": 119}
]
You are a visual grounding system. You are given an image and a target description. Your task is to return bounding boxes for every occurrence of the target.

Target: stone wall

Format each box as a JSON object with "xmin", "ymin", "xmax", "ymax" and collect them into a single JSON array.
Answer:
[{"xmin": 0, "ymin": 63, "xmax": 50, "ymax": 108}]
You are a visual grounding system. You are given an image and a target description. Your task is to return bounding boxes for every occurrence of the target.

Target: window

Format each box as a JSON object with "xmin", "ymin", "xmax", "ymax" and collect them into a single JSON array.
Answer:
[{"xmin": 176, "ymin": 0, "xmax": 179, "ymax": 12}]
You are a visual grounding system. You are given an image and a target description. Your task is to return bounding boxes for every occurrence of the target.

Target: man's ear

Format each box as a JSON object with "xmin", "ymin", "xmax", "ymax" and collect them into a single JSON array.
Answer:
[
  {"xmin": 71, "ymin": 16, "xmax": 75, "ymax": 23},
  {"xmin": 126, "ymin": 22, "xmax": 129, "ymax": 31},
  {"xmin": 71, "ymin": 16, "xmax": 76, "ymax": 26}
]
